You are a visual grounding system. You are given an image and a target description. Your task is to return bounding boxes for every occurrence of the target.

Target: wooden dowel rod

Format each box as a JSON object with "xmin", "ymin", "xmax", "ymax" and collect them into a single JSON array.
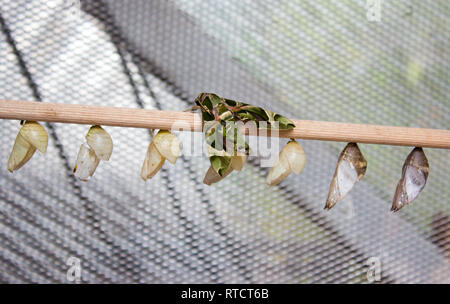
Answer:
[{"xmin": 1, "ymin": 99, "xmax": 449, "ymax": 149}]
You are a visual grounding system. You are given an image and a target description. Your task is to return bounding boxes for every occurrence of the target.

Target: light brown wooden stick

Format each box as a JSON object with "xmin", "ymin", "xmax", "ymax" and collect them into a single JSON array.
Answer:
[{"xmin": 1, "ymin": 99, "xmax": 449, "ymax": 149}]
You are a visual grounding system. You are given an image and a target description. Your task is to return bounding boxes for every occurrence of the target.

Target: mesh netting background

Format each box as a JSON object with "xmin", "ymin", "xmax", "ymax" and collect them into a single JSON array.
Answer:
[{"xmin": 0, "ymin": 0, "xmax": 449, "ymax": 283}]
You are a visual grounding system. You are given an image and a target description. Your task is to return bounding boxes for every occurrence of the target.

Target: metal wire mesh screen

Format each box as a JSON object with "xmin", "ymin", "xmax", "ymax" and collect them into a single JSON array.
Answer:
[{"xmin": 0, "ymin": 0, "xmax": 449, "ymax": 283}]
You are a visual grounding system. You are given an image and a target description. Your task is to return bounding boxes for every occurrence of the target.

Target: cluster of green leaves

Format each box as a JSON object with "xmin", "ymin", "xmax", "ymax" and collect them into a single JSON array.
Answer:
[{"xmin": 194, "ymin": 93, "xmax": 295, "ymax": 176}]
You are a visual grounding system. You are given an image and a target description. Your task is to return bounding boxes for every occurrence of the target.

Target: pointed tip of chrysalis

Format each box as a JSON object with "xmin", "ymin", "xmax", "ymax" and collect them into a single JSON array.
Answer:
[
  {"xmin": 324, "ymin": 197, "xmax": 338, "ymax": 210},
  {"xmin": 391, "ymin": 205, "xmax": 399, "ymax": 212}
]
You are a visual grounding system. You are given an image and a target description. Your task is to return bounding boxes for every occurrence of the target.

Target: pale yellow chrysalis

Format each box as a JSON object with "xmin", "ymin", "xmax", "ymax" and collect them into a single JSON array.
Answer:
[
  {"xmin": 86, "ymin": 125, "xmax": 113, "ymax": 161},
  {"xmin": 266, "ymin": 140, "xmax": 306, "ymax": 186},
  {"xmin": 152, "ymin": 130, "xmax": 180, "ymax": 164},
  {"xmin": 73, "ymin": 143, "xmax": 100, "ymax": 182},
  {"xmin": 7, "ymin": 121, "xmax": 48, "ymax": 172},
  {"xmin": 140, "ymin": 142, "xmax": 165, "ymax": 181}
]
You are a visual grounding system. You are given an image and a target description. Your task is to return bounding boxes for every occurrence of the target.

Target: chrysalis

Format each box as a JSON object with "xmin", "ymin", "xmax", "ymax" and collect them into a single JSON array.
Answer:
[
  {"xmin": 325, "ymin": 143, "xmax": 367, "ymax": 210},
  {"xmin": 152, "ymin": 130, "xmax": 180, "ymax": 164},
  {"xmin": 391, "ymin": 147, "xmax": 429, "ymax": 212},
  {"xmin": 141, "ymin": 141, "xmax": 165, "ymax": 181},
  {"xmin": 140, "ymin": 130, "xmax": 180, "ymax": 181},
  {"xmin": 85, "ymin": 125, "xmax": 113, "ymax": 161},
  {"xmin": 203, "ymin": 164, "xmax": 234, "ymax": 185},
  {"xmin": 8, "ymin": 121, "xmax": 48, "ymax": 172},
  {"xmin": 73, "ymin": 143, "xmax": 100, "ymax": 181},
  {"xmin": 73, "ymin": 125, "xmax": 113, "ymax": 181},
  {"xmin": 266, "ymin": 140, "xmax": 306, "ymax": 186},
  {"xmin": 202, "ymin": 155, "xmax": 246, "ymax": 185}
]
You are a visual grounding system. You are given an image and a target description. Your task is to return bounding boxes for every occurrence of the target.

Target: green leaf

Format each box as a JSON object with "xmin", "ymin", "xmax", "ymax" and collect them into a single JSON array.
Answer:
[
  {"xmin": 223, "ymin": 98, "xmax": 237, "ymax": 107},
  {"xmin": 240, "ymin": 106, "xmax": 269, "ymax": 121},
  {"xmin": 210, "ymin": 155, "xmax": 232, "ymax": 176},
  {"xmin": 208, "ymin": 93, "xmax": 222, "ymax": 108},
  {"xmin": 202, "ymin": 111, "xmax": 214, "ymax": 122},
  {"xmin": 274, "ymin": 114, "xmax": 295, "ymax": 130},
  {"xmin": 201, "ymin": 94, "xmax": 213, "ymax": 111},
  {"xmin": 237, "ymin": 112, "xmax": 258, "ymax": 123},
  {"xmin": 218, "ymin": 110, "xmax": 233, "ymax": 121},
  {"xmin": 196, "ymin": 93, "xmax": 295, "ymax": 169}
]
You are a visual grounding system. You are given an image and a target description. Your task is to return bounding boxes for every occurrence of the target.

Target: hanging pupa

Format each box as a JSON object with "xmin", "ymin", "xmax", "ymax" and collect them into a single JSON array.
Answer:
[
  {"xmin": 73, "ymin": 125, "xmax": 113, "ymax": 181},
  {"xmin": 141, "ymin": 141, "xmax": 165, "ymax": 181},
  {"xmin": 73, "ymin": 143, "xmax": 100, "ymax": 181},
  {"xmin": 324, "ymin": 143, "xmax": 367, "ymax": 210},
  {"xmin": 85, "ymin": 125, "xmax": 113, "ymax": 161},
  {"xmin": 152, "ymin": 130, "xmax": 180, "ymax": 164},
  {"xmin": 203, "ymin": 163, "xmax": 234, "ymax": 185},
  {"xmin": 391, "ymin": 147, "xmax": 429, "ymax": 212},
  {"xmin": 203, "ymin": 154, "xmax": 246, "ymax": 185},
  {"xmin": 141, "ymin": 130, "xmax": 180, "ymax": 181},
  {"xmin": 266, "ymin": 139, "xmax": 306, "ymax": 186},
  {"xmin": 8, "ymin": 121, "xmax": 48, "ymax": 172}
]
